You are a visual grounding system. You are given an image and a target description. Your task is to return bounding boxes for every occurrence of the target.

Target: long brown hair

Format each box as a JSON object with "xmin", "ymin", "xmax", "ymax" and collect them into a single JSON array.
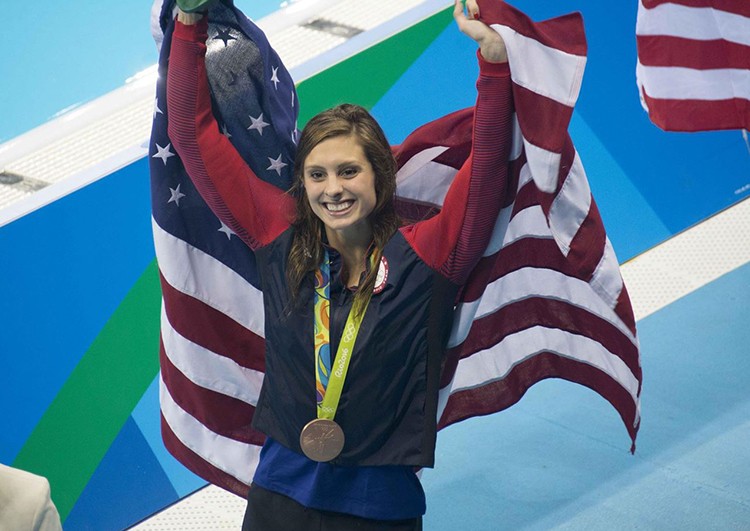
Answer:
[{"xmin": 286, "ymin": 104, "xmax": 399, "ymax": 312}]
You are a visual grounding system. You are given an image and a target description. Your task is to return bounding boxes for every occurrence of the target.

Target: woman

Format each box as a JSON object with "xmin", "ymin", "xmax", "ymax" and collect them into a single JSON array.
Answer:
[{"xmin": 167, "ymin": 0, "xmax": 512, "ymax": 528}]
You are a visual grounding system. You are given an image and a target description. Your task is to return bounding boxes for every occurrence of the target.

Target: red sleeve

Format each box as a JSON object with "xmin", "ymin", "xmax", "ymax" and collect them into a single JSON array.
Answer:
[
  {"xmin": 167, "ymin": 18, "xmax": 294, "ymax": 250},
  {"xmin": 400, "ymin": 53, "xmax": 512, "ymax": 285}
]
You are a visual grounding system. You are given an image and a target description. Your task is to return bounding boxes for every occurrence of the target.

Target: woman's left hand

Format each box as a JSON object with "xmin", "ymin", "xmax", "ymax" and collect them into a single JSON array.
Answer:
[{"xmin": 453, "ymin": 0, "xmax": 508, "ymax": 63}]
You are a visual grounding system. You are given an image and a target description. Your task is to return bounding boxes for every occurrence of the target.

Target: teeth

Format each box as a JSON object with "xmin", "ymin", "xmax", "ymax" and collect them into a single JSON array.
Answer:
[{"xmin": 326, "ymin": 201, "xmax": 353, "ymax": 212}]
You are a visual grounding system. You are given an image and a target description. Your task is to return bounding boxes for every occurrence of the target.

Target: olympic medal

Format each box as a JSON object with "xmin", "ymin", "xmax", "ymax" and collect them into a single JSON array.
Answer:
[{"xmin": 299, "ymin": 418, "xmax": 345, "ymax": 462}]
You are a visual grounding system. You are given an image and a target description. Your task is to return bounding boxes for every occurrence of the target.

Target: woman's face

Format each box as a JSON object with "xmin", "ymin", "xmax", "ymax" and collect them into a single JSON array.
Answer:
[{"xmin": 303, "ymin": 134, "xmax": 377, "ymax": 241}]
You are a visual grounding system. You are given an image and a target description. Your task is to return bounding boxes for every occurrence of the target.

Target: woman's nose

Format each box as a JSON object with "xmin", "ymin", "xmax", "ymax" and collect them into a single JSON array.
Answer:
[{"xmin": 324, "ymin": 176, "xmax": 343, "ymax": 197}]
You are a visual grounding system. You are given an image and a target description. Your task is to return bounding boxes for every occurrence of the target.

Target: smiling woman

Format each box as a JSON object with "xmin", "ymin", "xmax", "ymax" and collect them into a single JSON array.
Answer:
[
  {"xmin": 303, "ymin": 135, "xmax": 377, "ymax": 265},
  {"xmin": 290, "ymin": 103, "xmax": 396, "ymax": 299},
  {"xmin": 164, "ymin": 1, "xmax": 512, "ymax": 528}
]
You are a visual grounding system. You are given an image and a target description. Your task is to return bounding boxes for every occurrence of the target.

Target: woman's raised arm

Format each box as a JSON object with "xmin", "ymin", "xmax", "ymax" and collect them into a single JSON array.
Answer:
[
  {"xmin": 167, "ymin": 9, "xmax": 294, "ymax": 250},
  {"xmin": 400, "ymin": 0, "xmax": 513, "ymax": 286}
]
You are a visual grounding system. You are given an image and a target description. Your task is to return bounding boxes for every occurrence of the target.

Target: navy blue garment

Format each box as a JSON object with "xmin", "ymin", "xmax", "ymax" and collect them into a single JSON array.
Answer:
[
  {"xmin": 253, "ymin": 438, "xmax": 426, "ymax": 520},
  {"xmin": 252, "ymin": 227, "xmax": 459, "ymax": 467}
]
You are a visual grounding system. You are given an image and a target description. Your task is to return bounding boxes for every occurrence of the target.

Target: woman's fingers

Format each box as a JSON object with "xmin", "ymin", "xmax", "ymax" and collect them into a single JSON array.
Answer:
[
  {"xmin": 466, "ymin": 0, "xmax": 480, "ymax": 20},
  {"xmin": 454, "ymin": 0, "xmax": 486, "ymax": 40},
  {"xmin": 453, "ymin": 0, "xmax": 466, "ymax": 24},
  {"xmin": 453, "ymin": 0, "xmax": 476, "ymax": 37},
  {"xmin": 453, "ymin": 0, "xmax": 480, "ymax": 28},
  {"xmin": 453, "ymin": 0, "xmax": 508, "ymax": 64}
]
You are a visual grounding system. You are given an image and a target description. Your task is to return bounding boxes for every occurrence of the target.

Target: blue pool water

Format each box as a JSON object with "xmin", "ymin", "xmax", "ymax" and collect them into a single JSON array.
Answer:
[{"xmin": 0, "ymin": 1, "xmax": 283, "ymax": 144}]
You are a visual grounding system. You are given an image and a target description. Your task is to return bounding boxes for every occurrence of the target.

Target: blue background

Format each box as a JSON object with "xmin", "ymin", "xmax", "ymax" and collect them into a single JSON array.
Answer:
[{"xmin": 1, "ymin": 1, "xmax": 748, "ymax": 528}]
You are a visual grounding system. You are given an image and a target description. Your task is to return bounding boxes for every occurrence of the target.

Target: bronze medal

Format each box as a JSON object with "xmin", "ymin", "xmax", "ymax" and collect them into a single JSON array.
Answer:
[{"xmin": 299, "ymin": 418, "xmax": 345, "ymax": 462}]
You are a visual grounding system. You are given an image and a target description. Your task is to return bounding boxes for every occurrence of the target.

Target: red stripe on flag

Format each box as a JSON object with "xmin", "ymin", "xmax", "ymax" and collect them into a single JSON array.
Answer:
[
  {"xmin": 642, "ymin": 0, "xmax": 750, "ymax": 17},
  {"xmin": 566, "ymin": 196, "xmax": 606, "ymax": 281},
  {"xmin": 161, "ymin": 414, "xmax": 252, "ymax": 498},
  {"xmin": 439, "ymin": 353, "xmax": 639, "ymax": 448},
  {"xmin": 395, "ymin": 198, "xmax": 441, "ymax": 225},
  {"xmin": 461, "ymin": 239, "xmax": 572, "ymax": 302},
  {"xmin": 505, "ymin": 136, "xmax": 574, "ymax": 219},
  {"xmin": 505, "ymin": 151, "xmax": 525, "ymax": 206},
  {"xmin": 637, "ymin": 36, "xmax": 750, "ymax": 70},
  {"xmin": 434, "ymin": 143, "xmax": 473, "ymax": 172},
  {"xmin": 479, "ymin": 1, "xmax": 587, "ymax": 57},
  {"xmin": 510, "ymin": 181, "xmax": 546, "ymax": 214},
  {"xmin": 394, "ymin": 149, "xmax": 521, "ymax": 222},
  {"xmin": 513, "ymin": 84, "xmax": 574, "ymax": 154},
  {"xmin": 393, "ymin": 108, "xmax": 473, "ymax": 170},
  {"xmin": 160, "ymin": 272, "xmax": 266, "ymax": 372},
  {"xmin": 548, "ymin": 135, "xmax": 577, "ymax": 213},
  {"xmin": 439, "ymin": 296, "xmax": 640, "ymax": 391},
  {"xmin": 457, "ymin": 296, "xmax": 640, "ymax": 373},
  {"xmin": 160, "ymin": 342, "xmax": 264, "ymax": 445},
  {"xmin": 640, "ymin": 87, "xmax": 750, "ymax": 131},
  {"xmin": 615, "ymin": 285, "xmax": 638, "ymax": 337}
]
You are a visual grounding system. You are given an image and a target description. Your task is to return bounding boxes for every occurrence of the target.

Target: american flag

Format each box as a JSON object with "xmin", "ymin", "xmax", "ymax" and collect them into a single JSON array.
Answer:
[
  {"xmin": 150, "ymin": 0, "xmax": 641, "ymax": 497},
  {"xmin": 636, "ymin": 0, "xmax": 750, "ymax": 131}
]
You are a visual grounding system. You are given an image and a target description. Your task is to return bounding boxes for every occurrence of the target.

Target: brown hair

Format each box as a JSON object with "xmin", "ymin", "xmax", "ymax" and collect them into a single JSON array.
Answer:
[{"xmin": 286, "ymin": 104, "xmax": 399, "ymax": 312}]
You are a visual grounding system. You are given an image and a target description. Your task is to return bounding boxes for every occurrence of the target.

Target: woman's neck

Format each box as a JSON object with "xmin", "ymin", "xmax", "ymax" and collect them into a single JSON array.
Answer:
[{"xmin": 325, "ymin": 225, "xmax": 372, "ymax": 288}]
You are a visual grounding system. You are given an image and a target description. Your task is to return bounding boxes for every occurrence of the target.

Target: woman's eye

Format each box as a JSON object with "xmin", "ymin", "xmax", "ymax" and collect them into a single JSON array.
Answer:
[
  {"xmin": 309, "ymin": 171, "xmax": 324, "ymax": 181},
  {"xmin": 341, "ymin": 167, "xmax": 358, "ymax": 178}
]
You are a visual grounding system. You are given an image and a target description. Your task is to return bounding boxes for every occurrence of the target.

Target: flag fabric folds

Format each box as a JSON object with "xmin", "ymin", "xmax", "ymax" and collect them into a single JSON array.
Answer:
[
  {"xmin": 150, "ymin": 0, "xmax": 641, "ymax": 498},
  {"xmin": 636, "ymin": 0, "xmax": 750, "ymax": 131}
]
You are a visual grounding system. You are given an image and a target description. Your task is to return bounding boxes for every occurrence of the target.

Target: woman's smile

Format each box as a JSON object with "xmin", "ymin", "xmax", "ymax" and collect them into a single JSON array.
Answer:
[
  {"xmin": 304, "ymin": 135, "xmax": 377, "ymax": 244},
  {"xmin": 323, "ymin": 199, "xmax": 355, "ymax": 214}
]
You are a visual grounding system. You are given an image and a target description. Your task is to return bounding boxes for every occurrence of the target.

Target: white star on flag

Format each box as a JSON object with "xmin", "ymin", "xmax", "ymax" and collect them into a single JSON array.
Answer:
[
  {"xmin": 218, "ymin": 221, "xmax": 235, "ymax": 239},
  {"xmin": 267, "ymin": 154, "xmax": 287, "ymax": 176},
  {"xmin": 154, "ymin": 97, "xmax": 164, "ymax": 118},
  {"xmin": 152, "ymin": 142, "xmax": 175, "ymax": 165},
  {"xmin": 270, "ymin": 66, "xmax": 280, "ymax": 90},
  {"xmin": 221, "ymin": 123, "xmax": 232, "ymax": 139},
  {"xmin": 247, "ymin": 113, "xmax": 270, "ymax": 135},
  {"xmin": 168, "ymin": 183, "xmax": 186, "ymax": 206}
]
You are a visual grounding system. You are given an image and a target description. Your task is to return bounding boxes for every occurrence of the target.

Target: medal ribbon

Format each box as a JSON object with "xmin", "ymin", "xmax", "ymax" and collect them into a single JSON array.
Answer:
[{"xmin": 313, "ymin": 248, "xmax": 375, "ymax": 420}]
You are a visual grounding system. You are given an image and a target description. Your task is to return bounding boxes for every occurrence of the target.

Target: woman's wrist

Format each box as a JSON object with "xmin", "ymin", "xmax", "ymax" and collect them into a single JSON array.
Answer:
[
  {"xmin": 177, "ymin": 8, "xmax": 203, "ymax": 25},
  {"xmin": 478, "ymin": 35, "xmax": 507, "ymax": 64}
]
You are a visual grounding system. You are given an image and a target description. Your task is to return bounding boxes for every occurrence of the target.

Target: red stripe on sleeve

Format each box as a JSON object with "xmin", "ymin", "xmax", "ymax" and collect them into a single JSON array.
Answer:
[{"xmin": 167, "ymin": 19, "xmax": 293, "ymax": 249}]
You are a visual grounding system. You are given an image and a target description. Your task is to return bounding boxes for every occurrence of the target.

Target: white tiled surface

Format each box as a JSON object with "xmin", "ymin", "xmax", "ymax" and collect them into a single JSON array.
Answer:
[
  {"xmin": 268, "ymin": 25, "xmax": 348, "ymax": 69},
  {"xmin": 318, "ymin": 0, "xmax": 427, "ymax": 30},
  {"xmin": 621, "ymin": 198, "xmax": 750, "ymax": 321},
  {"xmin": 129, "ymin": 486, "xmax": 245, "ymax": 530},
  {"xmin": 2, "ymin": 97, "xmax": 154, "ymax": 186},
  {"xmin": 0, "ymin": 0, "xmax": 445, "ymax": 216}
]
